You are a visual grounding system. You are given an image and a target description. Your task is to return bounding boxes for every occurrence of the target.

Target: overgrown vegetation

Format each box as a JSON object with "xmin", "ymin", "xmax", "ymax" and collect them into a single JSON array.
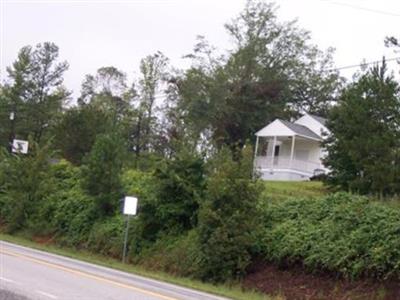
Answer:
[
  {"xmin": 0, "ymin": 143, "xmax": 263, "ymax": 284},
  {"xmin": 259, "ymin": 193, "xmax": 400, "ymax": 280},
  {"xmin": 196, "ymin": 147, "xmax": 263, "ymax": 282},
  {"xmin": 324, "ymin": 61, "xmax": 400, "ymax": 197}
]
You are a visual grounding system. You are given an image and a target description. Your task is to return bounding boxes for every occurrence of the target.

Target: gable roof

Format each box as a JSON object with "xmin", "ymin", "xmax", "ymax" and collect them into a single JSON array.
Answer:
[
  {"xmin": 256, "ymin": 119, "xmax": 322, "ymax": 140},
  {"xmin": 256, "ymin": 119, "xmax": 297, "ymax": 137},
  {"xmin": 279, "ymin": 120, "xmax": 322, "ymax": 140},
  {"xmin": 308, "ymin": 114, "xmax": 327, "ymax": 126}
]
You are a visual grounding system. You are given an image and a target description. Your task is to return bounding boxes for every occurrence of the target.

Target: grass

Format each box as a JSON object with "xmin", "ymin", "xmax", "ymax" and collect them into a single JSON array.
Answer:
[
  {"xmin": 262, "ymin": 181, "xmax": 327, "ymax": 202},
  {"xmin": 0, "ymin": 233, "xmax": 278, "ymax": 300}
]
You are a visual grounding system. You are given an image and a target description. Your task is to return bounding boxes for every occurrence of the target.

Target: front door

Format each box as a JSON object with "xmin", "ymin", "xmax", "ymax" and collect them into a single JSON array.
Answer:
[{"xmin": 274, "ymin": 145, "xmax": 280, "ymax": 165}]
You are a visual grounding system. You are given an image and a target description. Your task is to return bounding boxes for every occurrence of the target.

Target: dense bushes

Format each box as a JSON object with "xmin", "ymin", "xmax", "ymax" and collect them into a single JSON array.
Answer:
[
  {"xmin": 133, "ymin": 230, "xmax": 201, "ymax": 277},
  {"xmin": 6, "ymin": 141, "xmax": 400, "ymax": 284},
  {"xmin": 260, "ymin": 192, "xmax": 400, "ymax": 279},
  {"xmin": 195, "ymin": 147, "xmax": 263, "ymax": 282},
  {"xmin": 0, "ymin": 150, "xmax": 97, "ymax": 244},
  {"xmin": 0, "ymin": 144, "xmax": 54, "ymax": 232},
  {"xmin": 1, "ymin": 143, "xmax": 263, "ymax": 283},
  {"xmin": 81, "ymin": 133, "xmax": 126, "ymax": 216},
  {"xmin": 86, "ymin": 216, "xmax": 125, "ymax": 257},
  {"xmin": 27, "ymin": 160, "xmax": 94, "ymax": 239},
  {"xmin": 137, "ymin": 150, "xmax": 205, "ymax": 240},
  {"xmin": 122, "ymin": 148, "xmax": 262, "ymax": 283}
]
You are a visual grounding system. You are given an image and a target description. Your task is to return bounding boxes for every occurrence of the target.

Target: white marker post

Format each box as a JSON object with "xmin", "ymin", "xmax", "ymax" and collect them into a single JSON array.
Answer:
[{"xmin": 122, "ymin": 196, "xmax": 138, "ymax": 263}]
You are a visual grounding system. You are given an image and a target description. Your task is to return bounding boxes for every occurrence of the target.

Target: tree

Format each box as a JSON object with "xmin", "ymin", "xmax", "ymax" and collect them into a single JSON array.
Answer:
[
  {"xmin": 385, "ymin": 36, "xmax": 400, "ymax": 51},
  {"xmin": 52, "ymin": 106, "xmax": 111, "ymax": 165},
  {"xmin": 172, "ymin": 0, "xmax": 341, "ymax": 151},
  {"xmin": 137, "ymin": 149, "xmax": 205, "ymax": 240},
  {"xmin": 78, "ymin": 66, "xmax": 132, "ymax": 121},
  {"xmin": 385, "ymin": 36, "xmax": 400, "ymax": 73},
  {"xmin": 0, "ymin": 85, "xmax": 11, "ymax": 149},
  {"xmin": 4, "ymin": 42, "xmax": 69, "ymax": 143},
  {"xmin": 287, "ymin": 46, "xmax": 342, "ymax": 116},
  {"xmin": 131, "ymin": 52, "xmax": 169, "ymax": 160},
  {"xmin": 224, "ymin": 0, "xmax": 341, "ymax": 116},
  {"xmin": 323, "ymin": 61, "xmax": 400, "ymax": 196},
  {"xmin": 77, "ymin": 66, "xmax": 138, "ymax": 160},
  {"xmin": 196, "ymin": 146, "xmax": 262, "ymax": 282},
  {"xmin": 81, "ymin": 133, "xmax": 126, "ymax": 216}
]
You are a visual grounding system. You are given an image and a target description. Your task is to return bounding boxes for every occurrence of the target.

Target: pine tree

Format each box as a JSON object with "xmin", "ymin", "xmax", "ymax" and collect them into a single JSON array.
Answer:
[{"xmin": 324, "ymin": 61, "xmax": 400, "ymax": 196}]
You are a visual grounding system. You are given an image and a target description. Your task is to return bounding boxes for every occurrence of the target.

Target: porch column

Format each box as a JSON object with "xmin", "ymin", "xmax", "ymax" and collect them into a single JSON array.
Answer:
[
  {"xmin": 254, "ymin": 136, "xmax": 259, "ymax": 160},
  {"xmin": 253, "ymin": 136, "xmax": 260, "ymax": 178},
  {"xmin": 271, "ymin": 136, "xmax": 277, "ymax": 171},
  {"xmin": 290, "ymin": 135, "xmax": 296, "ymax": 168}
]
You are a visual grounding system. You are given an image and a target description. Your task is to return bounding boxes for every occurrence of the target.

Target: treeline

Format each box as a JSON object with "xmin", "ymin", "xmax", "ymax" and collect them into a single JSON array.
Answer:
[
  {"xmin": 0, "ymin": 1, "xmax": 341, "ymax": 162},
  {"xmin": 1, "ymin": 2, "xmax": 399, "ymax": 197}
]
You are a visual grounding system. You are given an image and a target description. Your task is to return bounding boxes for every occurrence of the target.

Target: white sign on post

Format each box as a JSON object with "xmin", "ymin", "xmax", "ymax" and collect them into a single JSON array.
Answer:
[
  {"xmin": 12, "ymin": 139, "xmax": 29, "ymax": 154},
  {"xmin": 123, "ymin": 196, "xmax": 138, "ymax": 215},
  {"xmin": 122, "ymin": 196, "xmax": 138, "ymax": 263}
]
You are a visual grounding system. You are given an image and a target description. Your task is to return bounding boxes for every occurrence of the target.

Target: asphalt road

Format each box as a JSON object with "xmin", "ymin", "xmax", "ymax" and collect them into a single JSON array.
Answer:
[
  {"xmin": 0, "ymin": 289, "xmax": 29, "ymax": 300},
  {"xmin": 0, "ymin": 241, "xmax": 228, "ymax": 300}
]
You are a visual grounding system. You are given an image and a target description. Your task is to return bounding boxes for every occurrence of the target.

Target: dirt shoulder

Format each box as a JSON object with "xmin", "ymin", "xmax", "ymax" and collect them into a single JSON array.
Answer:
[{"xmin": 243, "ymin": 261, "xmax": 400, "ymax": 300}]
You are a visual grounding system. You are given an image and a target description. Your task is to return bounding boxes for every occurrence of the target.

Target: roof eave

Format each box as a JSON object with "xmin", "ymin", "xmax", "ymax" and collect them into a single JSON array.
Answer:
[
  {"xmin": 295, "ymin": 134, "xmax": 322, "ymax": 142},
  {"xmin": 255, "ymin": 133, "xmax": 322, "ymax": 141}
]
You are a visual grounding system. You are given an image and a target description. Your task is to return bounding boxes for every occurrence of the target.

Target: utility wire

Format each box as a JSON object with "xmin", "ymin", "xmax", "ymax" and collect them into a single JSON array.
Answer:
[
  {"xmin": 326, "ymin": 56, "xmax": 400, "ymax": 72},
  {"xmin": 321, "ymin": 1, "xmax": 400, "ymax": 17}
]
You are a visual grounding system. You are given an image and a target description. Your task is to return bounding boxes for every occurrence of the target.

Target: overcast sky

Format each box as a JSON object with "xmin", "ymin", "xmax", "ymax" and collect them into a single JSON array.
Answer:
[{"xmin": 1, "ymin": 0, "xmax": 399, "ymax": 98}]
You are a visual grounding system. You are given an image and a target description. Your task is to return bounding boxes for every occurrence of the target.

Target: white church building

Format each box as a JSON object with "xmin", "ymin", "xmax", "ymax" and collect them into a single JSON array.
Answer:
[{"xmin": 254, "ymin": 113, "xmax": 330, "ymax": 181}]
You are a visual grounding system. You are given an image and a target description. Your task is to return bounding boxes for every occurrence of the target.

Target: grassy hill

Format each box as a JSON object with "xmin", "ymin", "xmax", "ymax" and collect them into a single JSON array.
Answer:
[{"xmin": 262, "ymin": 181, "xmax": 327, "ymax": 202}]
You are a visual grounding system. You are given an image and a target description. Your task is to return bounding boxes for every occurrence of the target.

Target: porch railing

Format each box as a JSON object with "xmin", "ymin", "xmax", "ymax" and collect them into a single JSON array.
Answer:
[{"xmin": 254, "ymin": 156, "xmax": 323, "ymax": 175}]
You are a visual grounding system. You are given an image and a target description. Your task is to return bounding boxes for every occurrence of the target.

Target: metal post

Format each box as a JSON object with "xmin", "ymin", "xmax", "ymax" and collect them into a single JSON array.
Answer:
[
  {"xmin": 122, "ymin": 214, "xmax": 131, "ymax": 263},
  {"xmin": 8, "ymin": 110, "xmax": 15, "ymax": 154}
]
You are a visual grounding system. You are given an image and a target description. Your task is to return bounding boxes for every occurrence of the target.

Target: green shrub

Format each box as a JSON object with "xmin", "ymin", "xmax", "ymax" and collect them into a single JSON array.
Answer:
[
  {"xmin": 86, "ymin": 215, "xmax": 125, "ymax": 257},
  {"xmin": 260, "ymin": 192, "xmax": 400, "ymax": 279},
  {"xmin": 49, "ymin": 188, "xmax": 96, "ymax": 246},
  {"xmin": 81, "ymin": 133, "xmax": 125, "ymax": 216},
  {"xmin": 196, "ymin": 146, "xmax": 263, "ymax": 282},
  {"xmin": 122, "ymin": 169, "xmax": 153, "ymax": 197},
  {"xmin": 134, "ymin": 150, "xmax": 205, "ymax": 241},
  {"xmin": 134, "ymin": 230, "xmax": 201, "ymax": 277},
  {"xmin": 0, "ymin": 143, "xmax": 53, "ymax": 232},
  {"xmin": 28, "ymin": 160, "xmax": 97, "ymax": 244}
]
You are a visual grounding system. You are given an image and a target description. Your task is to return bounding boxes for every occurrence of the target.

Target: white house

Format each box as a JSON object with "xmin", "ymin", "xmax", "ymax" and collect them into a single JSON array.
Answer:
[{"xmin": 254, "ymin": 113, "xmax": 330, "ymax": 181}]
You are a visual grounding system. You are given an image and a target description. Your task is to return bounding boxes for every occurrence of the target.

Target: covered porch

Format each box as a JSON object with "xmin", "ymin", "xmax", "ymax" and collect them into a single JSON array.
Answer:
[{"xmin": 254, "ymin": 119, "xmax": 325, "ymax": 180}]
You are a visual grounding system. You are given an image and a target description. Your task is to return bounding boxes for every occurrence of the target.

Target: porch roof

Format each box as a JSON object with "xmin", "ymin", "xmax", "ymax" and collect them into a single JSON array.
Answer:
[{"xmin": 255, "ymin": 119, "xmax": 322, "ymax": 141}]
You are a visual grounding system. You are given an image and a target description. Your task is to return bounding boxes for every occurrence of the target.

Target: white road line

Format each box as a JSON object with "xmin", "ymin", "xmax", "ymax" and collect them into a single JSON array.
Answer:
[
  {"xmin": 0, "ymin": 276, "xmax": 16, "ymax": 283},
  {"xmin": 36, "ymin": 290, "xmax": 58, "ymax": 299}
]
